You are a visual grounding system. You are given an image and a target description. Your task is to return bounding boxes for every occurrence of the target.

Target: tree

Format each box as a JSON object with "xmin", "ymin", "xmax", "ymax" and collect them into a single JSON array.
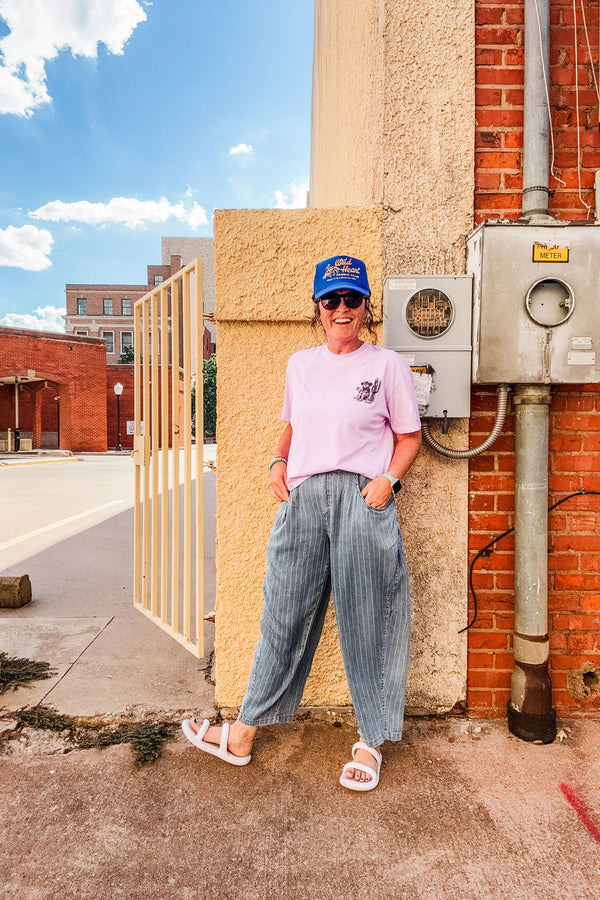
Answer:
[
  {"xmin": 203, "ymin": 353, "xmax": 217, "ymax": 438},
  {"xmin": 118, "ymin": 345, "xmax": 135, "ymax": 363}
]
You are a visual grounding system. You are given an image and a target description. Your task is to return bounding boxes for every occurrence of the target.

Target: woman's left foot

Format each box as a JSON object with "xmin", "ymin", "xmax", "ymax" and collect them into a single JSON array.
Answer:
[
  {"xmin": 339, "ymin": 742, "xmax": 382, "ymax": 792},
  {"xmin": 345, "ymin": 747, "xmax": 379, "ymax": 782}
]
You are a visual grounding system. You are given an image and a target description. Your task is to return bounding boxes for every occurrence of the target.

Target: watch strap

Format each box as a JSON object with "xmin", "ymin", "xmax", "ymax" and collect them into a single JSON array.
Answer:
[{"xmin": 382, "ymin": 473, "xmax": 402, "ymax": 493}]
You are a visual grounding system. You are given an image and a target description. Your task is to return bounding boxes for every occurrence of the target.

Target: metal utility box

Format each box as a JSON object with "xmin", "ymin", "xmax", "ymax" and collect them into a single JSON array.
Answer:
[
  {"xmin": 383, "ymin": 275, "xmax": 473, "ymax": 418},
  {"xmin": 468, "ymin": 222, "xmax": 600, "ymax": 384}
]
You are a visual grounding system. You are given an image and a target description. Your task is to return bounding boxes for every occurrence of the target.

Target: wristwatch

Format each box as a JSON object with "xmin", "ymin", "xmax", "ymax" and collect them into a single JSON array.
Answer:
[{"xmin": 382, "ymin": 473, "xmax": 402, "ymax": 494}]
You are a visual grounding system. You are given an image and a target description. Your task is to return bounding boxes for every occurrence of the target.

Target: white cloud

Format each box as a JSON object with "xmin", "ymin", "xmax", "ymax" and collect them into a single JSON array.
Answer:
[
  {"xmin": 1, "ymin": 305, "xmax": 65, "ymax": 333},
  {"xmin": 273, "ymin": 180, "xmax": 308, "ymax": 210},
  {"xmin": 228, "ymin": 143, "xmax": 253, "ymax": 156},
  {"xmin": 0, "ymin": 0, "xmax": 146, "ymax": 117},
  {"xmin": 30, "ymin": 196, "xmax": 208, "ymax": 230},
  {"xmin": 0, "ymin": 224, "xmax": 53, "ymax": 270}
]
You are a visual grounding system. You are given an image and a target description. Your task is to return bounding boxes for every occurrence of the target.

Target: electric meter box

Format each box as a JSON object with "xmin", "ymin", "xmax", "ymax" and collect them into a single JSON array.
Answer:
[
  {"xmin": 383, "ymin": 275, "xmax": 473, "ymax": 418},
  {"xmin": 468, "ymin": 222, "xmax": 600, "ymax": 384}
]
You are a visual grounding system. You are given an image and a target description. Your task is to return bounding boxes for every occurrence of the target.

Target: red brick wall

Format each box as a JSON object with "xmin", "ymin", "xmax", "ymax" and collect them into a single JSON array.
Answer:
[
  {"xmin": 107, "ymin": 366, "xmax": 135, "ymax": 450},
  {"xmin": 475, "ymin": 0, "xmax": 599, "ymax": 222},
  {"xmin": 468, "ymin": 387, "xmax": 600, "ymax": 717},
  {"xmin": 0, "ymin": 328, "xmax": 107, "ymax": 452},
  {"xmin": 468, "ymin": 0, "xmax": 600, "ymax": 715},
  {"xmin": 106, "ymin": 364, "xmax": 185, "ymax": 450},
  {"xmin": 472, "ymin": 1, "xmax": 600, "ymax": 717},
  {"xmin": 65, "ymin": 284, "xmax": 148, "ymax": 317}
]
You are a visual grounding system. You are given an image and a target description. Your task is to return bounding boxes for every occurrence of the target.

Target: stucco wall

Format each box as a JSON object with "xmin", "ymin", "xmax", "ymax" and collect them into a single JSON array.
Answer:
[
  {"xmin": 310, "ymin": 0, "xmax": 383, "ymax": 207},
  {"xmin": 214, "ymin": 208, "xmax": 383, "ymax": 705},
  {"xmin": 308, "ymin": 0, "xmax": 476, "ymax": 712}
]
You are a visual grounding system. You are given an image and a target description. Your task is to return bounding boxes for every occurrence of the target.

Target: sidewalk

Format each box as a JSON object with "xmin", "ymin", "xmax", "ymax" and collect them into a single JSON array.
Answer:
[
  {"xmin": 0, "ymin": 448, "xmax": 216, "ymax": 725},
  {"xmin": 1, "ymin": 717, "xmax": 599, "ymax": 899},
  {"xmin": 1, "ymin": 448, "xmax": 599, "ymax": 898}
]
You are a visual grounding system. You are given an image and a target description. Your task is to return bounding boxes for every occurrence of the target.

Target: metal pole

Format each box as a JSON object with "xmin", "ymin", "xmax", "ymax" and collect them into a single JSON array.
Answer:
[
  {"xmin": 522, "ymin": 0, "xmax": 551, "ymax": 217},
  {"xmin": 14, "ymin": 383, "xmax": 20, "ymax": 452},
  {"xmin": 508, "ymin": 385, "xmax": 556, "ymax": 742},
  {"xmin": 116, "ymin": 394, "xmax": 122, "ymax": 451}
]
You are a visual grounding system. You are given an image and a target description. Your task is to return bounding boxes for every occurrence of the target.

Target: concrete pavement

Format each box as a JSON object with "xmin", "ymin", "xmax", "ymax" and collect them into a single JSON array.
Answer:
[
  {"xmin": 1, "ymin": 717, "xmax": 599, "ymax": 899},
  {"xmin": 0, "ymin": 450, "xmax": 216, "ymax": 724},
  {"xmin": 1, "ymin": 448, "xmax": 600, "ymax": 898}
]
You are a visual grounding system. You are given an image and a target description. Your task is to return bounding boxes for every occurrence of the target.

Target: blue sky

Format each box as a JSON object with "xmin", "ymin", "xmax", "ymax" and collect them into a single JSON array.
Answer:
[{"xmin": 0, "ymin": 0, "xmax": 314, "ymax": 330}]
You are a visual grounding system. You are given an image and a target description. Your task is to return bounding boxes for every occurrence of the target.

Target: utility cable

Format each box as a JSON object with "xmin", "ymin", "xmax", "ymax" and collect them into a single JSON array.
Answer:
[
  {"xmin": 572, "ymin": 0, "xmax": 594, "ymax": 215},
  {"xmin": 579, "ymin": 0, "xmax": 600, "ymax": 104},
  {"xmin": 533, "ymin": 0, "xmax": 565, "ymax": 186},
  {"xmin": 459, "ymin": 489, "xmax": 600, "ymax": 633},
  {"xmin": 421, "ymin": 385, "xmax": 510, "ymax": 459}
]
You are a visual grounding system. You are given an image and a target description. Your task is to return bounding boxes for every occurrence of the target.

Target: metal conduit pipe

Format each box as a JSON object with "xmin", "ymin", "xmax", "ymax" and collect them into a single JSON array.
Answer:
[
  {"xmin": 522, "ymin": 0, "xmax": 551, "ymax": 218},
  {"xmin": 508, "ymin": 386, "xmax": 557, "ymax": 742},
  {"xmin": 421, "ymin": 384, "xmax": 510, "ymax": 459},
  {"xmin": 507, "ymin": 0, "xmax": 557, "ymax": 743}
]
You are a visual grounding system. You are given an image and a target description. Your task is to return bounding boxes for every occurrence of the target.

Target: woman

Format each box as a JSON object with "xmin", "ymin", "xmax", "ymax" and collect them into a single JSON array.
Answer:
[{"xmin": 183, "ymin": 254, "xmax": 421, "ymax": 792}]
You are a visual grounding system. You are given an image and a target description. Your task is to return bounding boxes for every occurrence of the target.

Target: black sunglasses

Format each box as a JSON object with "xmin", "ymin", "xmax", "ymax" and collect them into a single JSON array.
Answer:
[{"xmin": 318, "ymin": 290, "xmax": 366, "ymax": 311}]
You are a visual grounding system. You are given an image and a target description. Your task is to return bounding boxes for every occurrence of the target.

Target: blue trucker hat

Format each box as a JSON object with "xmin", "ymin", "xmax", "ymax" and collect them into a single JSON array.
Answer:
[{"xmin": 313, "ymin": 255, "xmax": 371, "ymax": 299}]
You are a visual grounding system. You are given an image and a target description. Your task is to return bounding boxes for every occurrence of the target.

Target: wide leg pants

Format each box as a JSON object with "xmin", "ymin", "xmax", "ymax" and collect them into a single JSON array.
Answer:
[{"xmin": 238, "ymin": 470, "xmax": 412, "ymax": 747}]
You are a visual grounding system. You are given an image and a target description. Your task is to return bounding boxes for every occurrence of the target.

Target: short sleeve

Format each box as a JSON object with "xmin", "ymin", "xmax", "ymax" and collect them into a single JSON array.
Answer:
[
  {"xmin": 281, "ymin": 358, "xmax": 292, "ymax": 422},
  {"xmin": 386, "ymin": 355, "xmax": 421, "ymax": 433}
]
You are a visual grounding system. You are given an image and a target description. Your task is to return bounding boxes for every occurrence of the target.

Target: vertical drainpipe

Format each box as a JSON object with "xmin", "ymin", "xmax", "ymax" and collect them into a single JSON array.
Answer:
[
  {"xmin": 508, "ymin": 0, "xmax": 557, "ymax": 742},
  {"xmin": 509, "ymin": 387, "xmax": 556, "ymax": 742},
  {"xmin": 522, "ymin": 0, "xmax": 551, "ymax": 219}
]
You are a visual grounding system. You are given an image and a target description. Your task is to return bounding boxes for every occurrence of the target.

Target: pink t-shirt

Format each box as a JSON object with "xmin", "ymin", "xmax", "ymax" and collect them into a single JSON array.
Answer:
[{"xmin": 281, "ymin": 342, "xmax": 421, "ymax": 491}]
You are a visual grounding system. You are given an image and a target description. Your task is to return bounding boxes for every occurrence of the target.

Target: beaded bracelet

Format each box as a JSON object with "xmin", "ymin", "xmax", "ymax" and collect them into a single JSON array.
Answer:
[{"xmin": 269, "ymin": 456, "xmax": 288, "ymax": 471}]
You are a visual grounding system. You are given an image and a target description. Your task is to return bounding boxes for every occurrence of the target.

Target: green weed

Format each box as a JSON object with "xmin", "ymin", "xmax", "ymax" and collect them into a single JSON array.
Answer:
[
  {"xmin": 11, "ymin": 705, "xmax": 176, "ymax": 766},
  {"xmin": 0, "ymin": 653, "xmax": 55, "ymax": 694}
]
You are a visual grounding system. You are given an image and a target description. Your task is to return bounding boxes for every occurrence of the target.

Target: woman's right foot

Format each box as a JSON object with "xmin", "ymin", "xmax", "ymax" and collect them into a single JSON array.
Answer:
[{"xmin": 189, "ymin": 718, "xmax": 256, "ymax": 758}]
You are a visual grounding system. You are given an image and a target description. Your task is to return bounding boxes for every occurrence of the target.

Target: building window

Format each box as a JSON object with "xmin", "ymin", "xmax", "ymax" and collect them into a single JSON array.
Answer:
[
  {"xmin": 122, "ymin": 298, "xmax": 132, "ymax": 316},
  {"xmin": 102, "ymin": 331, "xmax": 115, "ymax": 354},
  {"xmin": 76, "ymin": 330, "xmax": 88, "ymax": 336},
  {"xmin": 103, "ymin": 298, "xmax": 113, "ymax": 315},
  {"xmin": 121, "ymin": 332, "xmax": 133, "ymax": 353},
  {"xmin": 154, "ymin": 275, "xmax": 164, "ymax": 285},
  {"xmin": 77, "ymin": 298, "xmax": 87, "ymax": 315}
]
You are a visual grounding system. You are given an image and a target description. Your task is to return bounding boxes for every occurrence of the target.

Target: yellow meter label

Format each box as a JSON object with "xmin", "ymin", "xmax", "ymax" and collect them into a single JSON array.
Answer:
[
  {"xmin": 410, "ymin": 365, "xmax": 429, "ymax": 375},
  {"xmin": 532, "ymin": 243, "xmax": 569, "ymax": 263}
]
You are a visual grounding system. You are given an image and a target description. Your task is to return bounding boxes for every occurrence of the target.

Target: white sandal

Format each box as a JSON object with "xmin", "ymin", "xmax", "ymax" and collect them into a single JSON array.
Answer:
[
  {"xmin": 339, "ymin": 741, "xmax": 382, "ymax": 792},
  {"xmin": 181, "ymin": 718, "xmax": 252, "ymax": 766}
]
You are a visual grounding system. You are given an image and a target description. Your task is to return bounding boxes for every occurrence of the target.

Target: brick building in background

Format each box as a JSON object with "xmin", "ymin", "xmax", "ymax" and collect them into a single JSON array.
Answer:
[
  {"xmin": 0, "ymin": 328, "xmax": 108, "ymax": 452},
  {"xmin": 0, "ymin": 327, "xmax": 184, "ymax": 453},
  {"xmin": 65, "ymin": 240, "xmax": 216, "ymax": 363},
  {"xmin": 468, "ymin": 0, "xmax": 600, "ymax": 717}
]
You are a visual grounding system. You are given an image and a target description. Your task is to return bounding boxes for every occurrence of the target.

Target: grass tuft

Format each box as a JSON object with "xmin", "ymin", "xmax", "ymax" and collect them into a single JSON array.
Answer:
[
  {"xmin": 0, "ymin": 653, "xmax": 56, "ymax": 694},
  {"xmin": 12, "ymin": 705, "xmax": 176, "ymax": 766}
]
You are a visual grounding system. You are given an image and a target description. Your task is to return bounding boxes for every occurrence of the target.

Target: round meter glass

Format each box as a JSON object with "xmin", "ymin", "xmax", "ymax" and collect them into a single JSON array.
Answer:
[{"xmin": 405, "ymin": 289, "xmax": 454, "ymax": 339}]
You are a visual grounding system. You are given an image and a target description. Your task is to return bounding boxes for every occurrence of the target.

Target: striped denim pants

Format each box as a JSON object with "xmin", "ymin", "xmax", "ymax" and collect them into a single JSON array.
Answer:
[{"xmin": 238, "ymin": 470, "xmax": 412, "ymax": 747}]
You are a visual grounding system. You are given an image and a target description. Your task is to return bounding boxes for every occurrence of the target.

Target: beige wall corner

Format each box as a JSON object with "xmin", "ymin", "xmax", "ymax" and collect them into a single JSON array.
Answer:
[
  {"xmin": 308, "ymin": 0, "xmax": 475, "ymax": 713},
  {"xmin": 381, "ymin": 0, "xmax": 475, "ymax": 274},
  {"xmin": 310, "ymin": 0, "xmax": 384, "ymax": 207},
  {"xmin": 214, "ymin": 208, "xmax": 383, "ymax": 706}
]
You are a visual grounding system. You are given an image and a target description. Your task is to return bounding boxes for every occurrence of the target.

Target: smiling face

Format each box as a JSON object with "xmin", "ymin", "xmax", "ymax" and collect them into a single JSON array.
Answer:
[{"xmin": 317, "ymin": 289, "xmax": 368, "ymax": 354}]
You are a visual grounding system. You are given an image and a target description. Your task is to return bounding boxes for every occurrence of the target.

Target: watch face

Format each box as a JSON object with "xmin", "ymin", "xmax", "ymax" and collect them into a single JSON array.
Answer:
[{"xmin": 405, "ymin": 289, "xmax": 454, "ymax": 338}]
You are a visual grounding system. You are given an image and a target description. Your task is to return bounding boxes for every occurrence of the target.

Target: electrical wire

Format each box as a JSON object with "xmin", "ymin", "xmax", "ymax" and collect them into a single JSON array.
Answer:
[
  {"xmin": 459, "ymin": 489, "xmax": 600, "ymax": 634},
  {"xmin": 572, "ymin": 0, "xmax": 594, "ymax": 215},
  {"xmin": 533, "ymin": 0, "xmax": 565, "ymax": 186},
  {"xmin": 579, "ymin": 0, "xmax": 600, "ymax": 103}
]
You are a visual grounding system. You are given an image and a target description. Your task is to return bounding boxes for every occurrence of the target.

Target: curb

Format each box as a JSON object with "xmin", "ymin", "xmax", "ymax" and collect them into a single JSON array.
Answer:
[{"xmin": 0, "ymin": 457, "xmax": 83, "ymax": 468}]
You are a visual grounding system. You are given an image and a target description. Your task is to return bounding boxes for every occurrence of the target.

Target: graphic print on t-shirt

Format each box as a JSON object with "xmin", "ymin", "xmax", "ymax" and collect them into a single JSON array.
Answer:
[{"xmin": 354, "ymin": 378, "xmax": 381, "ymax": 404}]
